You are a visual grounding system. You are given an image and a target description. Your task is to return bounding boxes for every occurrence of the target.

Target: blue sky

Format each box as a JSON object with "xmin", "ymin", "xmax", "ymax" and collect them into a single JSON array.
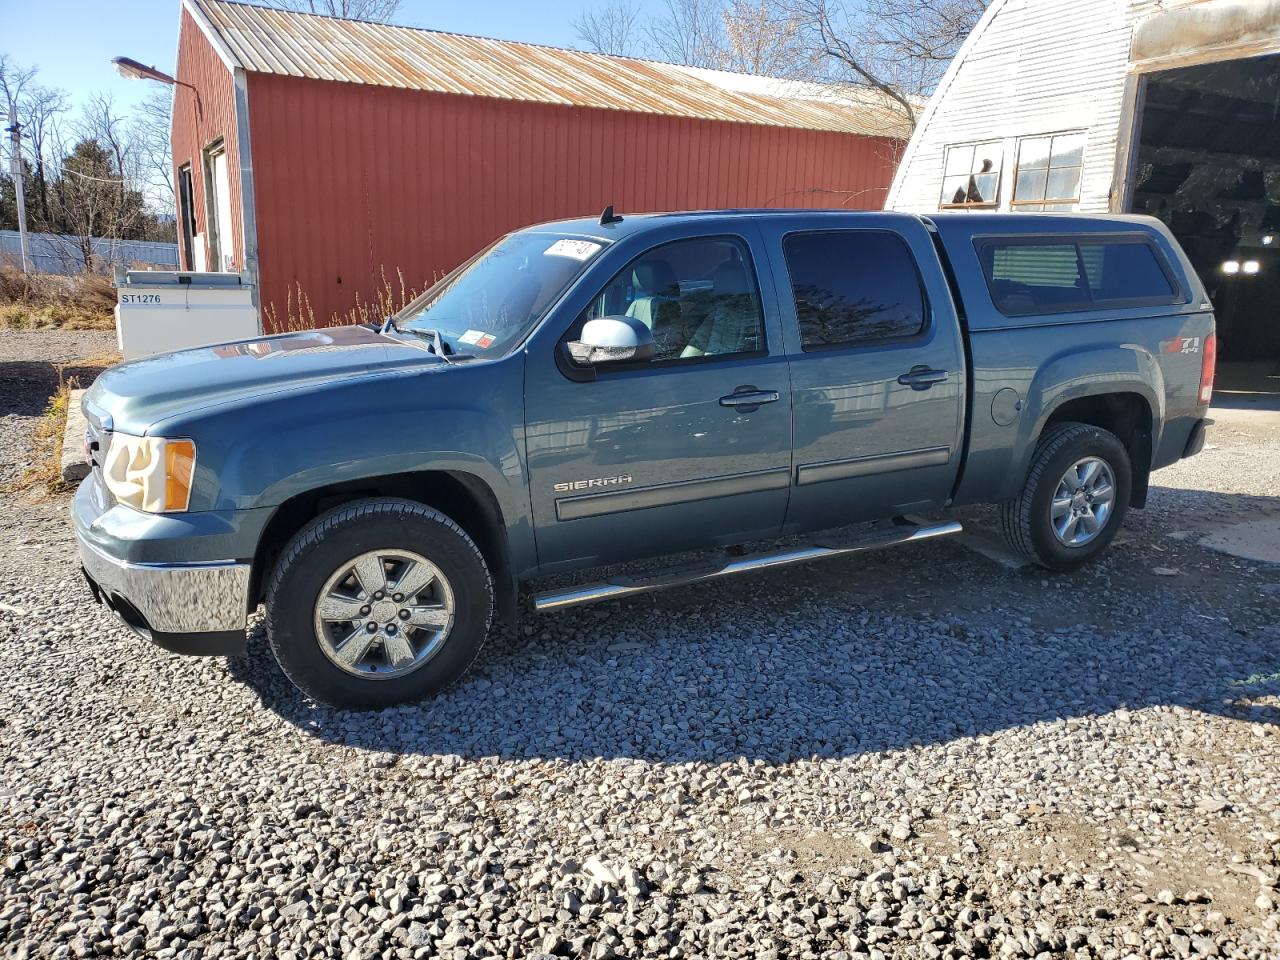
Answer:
[{"xmin": 1, "ymin": 0, "xmax": 643, "ymax": 114}]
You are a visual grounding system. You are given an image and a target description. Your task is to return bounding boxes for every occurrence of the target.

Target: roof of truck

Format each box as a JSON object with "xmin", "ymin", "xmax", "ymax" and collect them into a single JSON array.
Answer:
[{"xmin": 523, "ymin": 209, "xmax": 1169, "ymax": 242}]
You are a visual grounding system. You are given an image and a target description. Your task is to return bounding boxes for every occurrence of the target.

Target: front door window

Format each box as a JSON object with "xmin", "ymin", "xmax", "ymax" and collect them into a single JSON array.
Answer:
[{"xmin": 573, "ymin": 236, "xmax": 767, "ymax": 362}]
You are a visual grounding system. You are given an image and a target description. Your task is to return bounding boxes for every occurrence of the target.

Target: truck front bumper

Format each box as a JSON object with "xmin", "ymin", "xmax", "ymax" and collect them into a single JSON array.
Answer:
[
  {"xmin": 73, "ymin": 473, "xmax": 259, "ymax": 656},
  {"xmin": 78, "ymin": 538, "xmax": 250, "ymax": 655}
]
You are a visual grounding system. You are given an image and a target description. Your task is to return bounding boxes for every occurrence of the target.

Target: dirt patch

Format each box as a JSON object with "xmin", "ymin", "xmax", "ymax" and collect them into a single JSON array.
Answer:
[
  {"xmin": 1199, "ymin": 514, "xmax": 1280, "ymax": 564},
  {"xmin": 984, "ymin": 810, "xmax": 1270, "ymax": 926}
]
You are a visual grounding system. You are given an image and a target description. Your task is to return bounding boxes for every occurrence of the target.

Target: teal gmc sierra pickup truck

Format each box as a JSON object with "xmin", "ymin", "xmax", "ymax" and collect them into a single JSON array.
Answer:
[{"xmin": 73, "ymin": 210, "xmax": 1215, "ymax": 708}]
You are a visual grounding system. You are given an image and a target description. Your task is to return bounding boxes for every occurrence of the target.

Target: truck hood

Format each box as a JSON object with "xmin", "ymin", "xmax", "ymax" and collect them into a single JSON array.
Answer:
[{"xmin": 86, "ymin": 326, "xmax": 440, "ymax": 434}]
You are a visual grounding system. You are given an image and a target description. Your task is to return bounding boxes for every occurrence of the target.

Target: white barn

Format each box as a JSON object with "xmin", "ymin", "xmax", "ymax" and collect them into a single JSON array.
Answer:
[{"xmin": 886, "ymin": 0, "xmax": 1280, "ymax": 372}]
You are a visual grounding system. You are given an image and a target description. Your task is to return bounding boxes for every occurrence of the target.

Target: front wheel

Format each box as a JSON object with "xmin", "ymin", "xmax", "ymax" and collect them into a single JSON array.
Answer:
[
  {"xmin": 999, "ymin": 422, "xmax": 1132, "ymax": 571},
  {"xmin": 265, "ymin": 498, "xmax": 494, "ymax": 708}
]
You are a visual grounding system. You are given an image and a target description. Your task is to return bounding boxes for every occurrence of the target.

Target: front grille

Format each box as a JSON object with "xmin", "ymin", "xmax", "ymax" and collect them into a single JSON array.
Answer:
[
  {"xmin": 85, "ymin": 424, "xmax": 105, "ymax": 468},
  {"xmin": 81, "ymin": 397, "xmax": 114, "ymax": 505}
]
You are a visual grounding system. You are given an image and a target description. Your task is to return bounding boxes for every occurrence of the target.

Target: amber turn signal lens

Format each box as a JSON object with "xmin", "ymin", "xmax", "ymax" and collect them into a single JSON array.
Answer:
[{"xmin": 164, "ymin": 439, "xmax": 197, "ymax": 512}]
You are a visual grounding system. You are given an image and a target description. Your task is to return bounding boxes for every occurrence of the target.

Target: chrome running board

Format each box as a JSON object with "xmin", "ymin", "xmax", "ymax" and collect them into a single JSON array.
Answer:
[{"xmin": 531, "ymin": 519, "xmax": 963, "ymax": 613}]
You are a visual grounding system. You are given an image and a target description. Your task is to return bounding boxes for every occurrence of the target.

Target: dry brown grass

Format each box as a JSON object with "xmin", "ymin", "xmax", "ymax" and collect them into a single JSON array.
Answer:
[
  {"xmin": 264, "ymin": 267, "xmax": 430, "ymax": 333},
  {"xmin": 0, "ymin": 265, "xmax": 116, "ymax": 330},
  {"xmin": 264, "ymin": 282, "xmax": 318, "ymax": 333},
  {"xmin": 7, "ymin": 377, "xmax": 75, "ymax": 498},
  {"xmin": 339, "ymin": 267, "xmax": 421, "ymax": 327}
]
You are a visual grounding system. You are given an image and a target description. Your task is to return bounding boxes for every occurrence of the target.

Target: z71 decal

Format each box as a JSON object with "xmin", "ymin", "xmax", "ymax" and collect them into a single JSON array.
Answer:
[
  {"xmin": 554, "ymin": 475, "xmax": 633, "ymax": 494},
  {"xmin": 1161, "ymin": 336, "xmax": 1201, "ymax": 354}
]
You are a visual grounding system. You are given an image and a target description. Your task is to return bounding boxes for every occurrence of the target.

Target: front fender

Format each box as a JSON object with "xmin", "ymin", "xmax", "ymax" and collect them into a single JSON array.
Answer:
[{"xmin": 149, "ymin": 359, "xmax": 532, "ymax": 567}]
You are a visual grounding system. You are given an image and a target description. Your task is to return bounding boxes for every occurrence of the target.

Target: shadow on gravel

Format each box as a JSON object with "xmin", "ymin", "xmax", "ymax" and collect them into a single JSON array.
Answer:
[
  {"xmin": 0, "ymin": 359, "xmax": 111, "ymax": 416},
  {"xmin": 227, "ymin": 489, "xmax": 1280, "ymax": 763}
]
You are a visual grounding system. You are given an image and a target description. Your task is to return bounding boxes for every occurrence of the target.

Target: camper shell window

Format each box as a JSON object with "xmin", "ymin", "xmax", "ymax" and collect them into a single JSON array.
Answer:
[{"xmin": 976, "ymin": 234, "xmax": 1184, "ymax": 316}]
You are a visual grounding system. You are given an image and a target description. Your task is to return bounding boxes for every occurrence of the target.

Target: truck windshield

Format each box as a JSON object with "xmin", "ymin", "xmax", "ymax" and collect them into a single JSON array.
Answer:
[{"xmin": 397, "ymin": 232, "xmax": 607, "ymax": 356}]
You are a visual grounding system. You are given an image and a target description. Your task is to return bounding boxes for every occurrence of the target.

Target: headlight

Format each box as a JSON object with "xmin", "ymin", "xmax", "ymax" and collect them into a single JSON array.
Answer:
[{"xmin": 102, "ymin": 435, "xmax": 197, "ymax": 513}]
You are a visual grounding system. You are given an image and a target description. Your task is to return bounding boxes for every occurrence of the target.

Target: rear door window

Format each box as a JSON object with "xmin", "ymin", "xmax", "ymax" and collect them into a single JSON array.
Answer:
[
  {"xmin": 978, "ymin": 235, "xmax": 1181, "ymax": 315},
  {"xmin": 783, "ymin": 231, "xmax": 927, "ymax": 349}
]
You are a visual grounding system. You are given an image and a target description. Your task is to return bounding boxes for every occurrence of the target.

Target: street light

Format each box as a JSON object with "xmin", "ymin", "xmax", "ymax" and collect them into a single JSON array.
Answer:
[
  {"xmin": 112, "ymin": 57, "xmax": 179, "ymax": 85},
  {"xmin": 111, "ymin": 57, "xmax": 201, "ymax": 116},
  {"xmin": 111, "ymin": 55, "xmax": 203, "ymax": 274}
]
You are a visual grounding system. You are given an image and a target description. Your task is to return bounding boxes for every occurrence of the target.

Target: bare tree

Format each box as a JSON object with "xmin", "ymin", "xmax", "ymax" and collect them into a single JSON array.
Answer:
[
  {"xmin": 79, "ymin": 94, "xmax": 135, "ymax": 212},
  {"xmin": 786, "ymin": 0, "xmax": 988, "ymax": 129},
  {"xmin": 570, "ymin": 0, "xmax": 985, "ymax": 126},
  {"xmin": 131, "ymin": 87, "xmax": 175, "ymax": 216},
  {"xmin": 573, "ymin": 0, "xmax": 643, "ymax": 57},
  {"xmin": 647, "ymin": 0, "xmax": 729, "ymax": 69},
  {"xmin": 0, "ymin": 59, "xmax": 70, "ymax": 227},
  {"xmin": 721, "ymin": 0, "xmax": 812, "ymax": 77},
  {"xmin": 265, "ymin": 0, "xmax": 400, "ymax": 21},
  {"xmin": 872, "ymin": 0, "xmax": 990, "ymax": 84},
  {"xmin": 18, "ymin": 84, "xmax": 69, "ymax": 224},
  {"xmin": 45, "ymin": 135, "xmax": 146, "ymax": 270},
  {"xmin": 0, "ymin": 56, "xmax": 37, "ymax": 121},
  {"xmin": 3, "ymin": 58, "xmax": 174, "ymax": 266}
]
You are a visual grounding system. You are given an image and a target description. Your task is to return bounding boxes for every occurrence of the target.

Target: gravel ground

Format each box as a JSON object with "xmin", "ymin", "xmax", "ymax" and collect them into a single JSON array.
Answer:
[{"xmin": 1, "ymin": 332, "xmax": 1278, "ymax": 960}]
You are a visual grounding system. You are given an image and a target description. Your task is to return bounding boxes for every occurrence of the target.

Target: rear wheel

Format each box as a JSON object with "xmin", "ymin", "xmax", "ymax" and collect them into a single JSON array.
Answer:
[
  {"xmin": 265, "ymin": 498, "xmax": 493, "ymax": 708},
  {"xmin": 1000, "ymin": 422, "xmax": 1131, "ymax": 571}
]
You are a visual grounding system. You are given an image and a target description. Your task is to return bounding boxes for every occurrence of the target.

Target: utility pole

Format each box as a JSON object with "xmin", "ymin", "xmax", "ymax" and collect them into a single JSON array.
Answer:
[{"xmin": 5, "ymin": 98, "xmax": 31, "ymax": 273}]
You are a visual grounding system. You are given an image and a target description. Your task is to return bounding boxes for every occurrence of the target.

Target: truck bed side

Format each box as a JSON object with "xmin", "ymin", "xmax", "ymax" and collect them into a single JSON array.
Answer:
[{"xmin": 928, "ymin": 213, "xmax": 1214, "ymax": 507}]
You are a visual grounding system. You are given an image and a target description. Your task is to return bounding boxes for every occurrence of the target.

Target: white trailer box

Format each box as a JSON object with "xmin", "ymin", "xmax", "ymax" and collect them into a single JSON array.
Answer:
[{"xmin": 114, "ymin": 269, "xmax": 259, "ymax": 360}]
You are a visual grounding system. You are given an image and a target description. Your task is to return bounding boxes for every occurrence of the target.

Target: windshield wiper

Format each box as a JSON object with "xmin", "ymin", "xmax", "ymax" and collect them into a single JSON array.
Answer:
[{"xmin": 380, "ymin": 318, "xmax": 467, "ymax": 363}]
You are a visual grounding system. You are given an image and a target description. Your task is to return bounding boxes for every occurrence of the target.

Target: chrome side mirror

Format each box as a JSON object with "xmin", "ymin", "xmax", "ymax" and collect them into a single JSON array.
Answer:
[{"xmin": 566, "ymin": 315, "xmax": 655, "ymax": 366}]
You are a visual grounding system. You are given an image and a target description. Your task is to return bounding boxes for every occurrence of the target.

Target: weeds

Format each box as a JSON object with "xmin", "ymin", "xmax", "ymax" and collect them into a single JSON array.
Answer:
[
  {"xmin": 264, "ymin": 282, "xmax": 318, "ymax": 334},
  {"xmin": 340, "ymin": 267, "xmax": 420, "ymax": 327},
  {"xmin": 5, "ymin": 354, "xmax": 118, "ymax": 499},
  {"xmin": 0, "ymin": 265, "xmax": 116, "ymax": 330},
  {"xmin": 264, "ymin": 266, "xmax": 433, "ymax": 332},
  {"xmin": 7, "ymin": 375, "xmax": 74, "ymax": 498}
]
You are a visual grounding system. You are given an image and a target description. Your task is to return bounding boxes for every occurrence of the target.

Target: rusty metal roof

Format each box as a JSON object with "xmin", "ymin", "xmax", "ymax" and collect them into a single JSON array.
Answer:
[{"xmin": 189, "ymin": 0, "xmax": 910, "ymax": 138}]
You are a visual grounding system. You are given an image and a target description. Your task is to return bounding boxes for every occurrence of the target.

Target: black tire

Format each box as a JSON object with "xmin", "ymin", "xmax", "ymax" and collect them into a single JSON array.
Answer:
[
  {"xmin": 999, "ymin": 421, "xmax": 1132, "ymax": 572},
  {"xmin": 265, "ymin": 498, "xmax": 494, "ymax": 709}
]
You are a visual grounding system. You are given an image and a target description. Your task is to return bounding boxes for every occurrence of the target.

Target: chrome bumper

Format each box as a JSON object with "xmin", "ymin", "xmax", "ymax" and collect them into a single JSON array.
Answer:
[{"xmin": 77, "ymin": 533, "xmax": 251, "ymax": 645}]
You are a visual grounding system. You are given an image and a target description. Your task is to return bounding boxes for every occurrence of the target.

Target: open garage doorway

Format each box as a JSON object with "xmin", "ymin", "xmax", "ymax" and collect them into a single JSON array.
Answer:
[{"xmin": 1130, "ymin": 52, "xmax": 1280, "ymax": 400}]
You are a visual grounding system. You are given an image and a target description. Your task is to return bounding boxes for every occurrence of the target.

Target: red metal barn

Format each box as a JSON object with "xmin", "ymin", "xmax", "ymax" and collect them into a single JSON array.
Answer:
[{"xmin": 171, "ymin": 0, "xmax": 909, "ymax": 332}]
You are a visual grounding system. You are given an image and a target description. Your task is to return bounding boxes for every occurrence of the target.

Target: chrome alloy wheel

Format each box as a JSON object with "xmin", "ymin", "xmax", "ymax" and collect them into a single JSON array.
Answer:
[
  {"xmin": 312, "ymin": 549, "xmax": 455, "ymax": 680},
  {"xmin": 1050, "ymin": 456, "xmax": 1116, "ymax": 547}
]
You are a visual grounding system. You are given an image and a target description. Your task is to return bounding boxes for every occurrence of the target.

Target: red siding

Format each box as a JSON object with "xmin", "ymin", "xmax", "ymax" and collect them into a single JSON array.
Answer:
[
  {"xmin": 246, "ymin": 73, "xmax": 902, "ymax": 331},
  {"xmin": 171, "ymin": 9, "xmax": 244, "ymax": 271}
]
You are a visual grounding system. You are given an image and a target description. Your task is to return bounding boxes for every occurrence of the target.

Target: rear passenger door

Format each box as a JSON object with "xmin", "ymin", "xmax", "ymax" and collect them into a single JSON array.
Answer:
[{"xmin": 757, "ymin": 216, "xmax": 967, "ymax": 533}]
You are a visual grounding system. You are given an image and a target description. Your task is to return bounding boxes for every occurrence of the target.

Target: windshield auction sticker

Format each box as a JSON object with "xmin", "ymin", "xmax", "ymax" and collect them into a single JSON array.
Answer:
[
  {"xmin": 458, "ymin": 329, "xmax": 496, "ymax": 348},
  {"xmin": 544, "ymin": 239, "xmax": 602, "ymax": 261}
]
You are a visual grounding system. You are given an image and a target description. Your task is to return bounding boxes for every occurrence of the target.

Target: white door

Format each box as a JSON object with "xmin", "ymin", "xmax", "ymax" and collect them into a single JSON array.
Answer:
[{"xmin": 207, "ymin": 145, "xmax": 234, "ymax": 272}]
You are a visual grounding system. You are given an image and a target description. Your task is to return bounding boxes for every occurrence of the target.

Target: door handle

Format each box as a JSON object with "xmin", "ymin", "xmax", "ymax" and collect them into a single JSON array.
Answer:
[
  {"xmin": 897, "ymin": 367, "xmax": 948, "ymax": 391},
  {"xmin": 719, "ymin": 387, "xmax": 780, "ymax": 409}
]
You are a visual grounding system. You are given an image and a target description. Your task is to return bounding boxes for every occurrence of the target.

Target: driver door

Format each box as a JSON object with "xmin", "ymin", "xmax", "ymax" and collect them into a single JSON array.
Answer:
[{"xmin": 524, "ymin": 230, "xmax": 794, "ymax": 573}]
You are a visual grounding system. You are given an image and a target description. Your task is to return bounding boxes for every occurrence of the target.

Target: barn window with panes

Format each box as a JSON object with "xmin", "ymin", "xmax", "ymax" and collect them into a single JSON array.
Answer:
[
  {"xmin": 939, "ymin": 141, "xmax": 1002, "ymax": 209},
  {"xmin": 1012, "ymin": 132, "xmax": 1086, "ymax": 211}
]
